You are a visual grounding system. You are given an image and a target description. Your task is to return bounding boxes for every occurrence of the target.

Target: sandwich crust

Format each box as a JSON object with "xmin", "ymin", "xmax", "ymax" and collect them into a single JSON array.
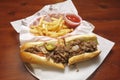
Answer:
[
  {"xmin": 68, "ymin": 49, "xmax": 101, "ymax": 65},
  {"xmin": 20, "ymin": 51, "xmax": 65, "ymax": 69},
  {"xmin": 20, "ymin": 40, "xmax": 64, "ymax": 69},
  {"xmin": 20, "ymin": 34, "xmax": 101, "ymax": 69}
]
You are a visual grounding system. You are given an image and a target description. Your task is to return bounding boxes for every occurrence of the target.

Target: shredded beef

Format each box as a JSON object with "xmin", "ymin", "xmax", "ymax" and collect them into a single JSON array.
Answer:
[
  {"xmin": 65, "ymin": 40, "xmax": 97, "ymax": 58},
  {"xmin": 24, "ymin": 39, "xmax": 97, "ymax": 65},
  {"xmin": 24, "ymin": 45, "xmax": 42, "ymax": 54},
  {"xmin": 80, "ymin": 41, "xmax": 97, "ymax": 52},
  {"xmin": 50, "ymin": 45, "xmax": 69, "ymax": 65}
]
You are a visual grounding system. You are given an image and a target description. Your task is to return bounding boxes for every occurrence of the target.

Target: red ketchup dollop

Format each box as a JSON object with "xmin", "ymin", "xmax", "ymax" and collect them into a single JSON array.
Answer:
[
  {"xmin": 64, "ymin": 13, "xmax": 82, "ymax": 29},
  {"xmin": 66, "ymin": 14, "xmax": 80, "ymax": 23}
]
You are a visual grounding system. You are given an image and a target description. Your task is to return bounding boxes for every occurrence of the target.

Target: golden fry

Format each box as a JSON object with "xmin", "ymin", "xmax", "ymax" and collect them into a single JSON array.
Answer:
[
  {"xmin": 38, "ymin": 16, "xmax": 44, "ymax": 26},
  {"xmin": 47, "ymin": 31, "xmax": 58, "ymax": 37},
  {"xmin": 30, "ymin": 15, "xmax": 73, "ymax": 38},
  {"xmin": 57, "ymin": 29, "xmax": 72, "ymax": 36},
  {"xmin": 51, "ymin": 17, "xmax": 58, "ymax": 21},
  {"xmin": 30, "ymin": 29, "xmax": 38, "ymax": 34}
]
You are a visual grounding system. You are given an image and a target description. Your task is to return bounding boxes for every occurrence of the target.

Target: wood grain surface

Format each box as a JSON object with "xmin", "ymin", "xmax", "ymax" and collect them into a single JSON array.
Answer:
[{"xmin": 0, "ymin": 0, "xmax": 120, "ymax": 80}]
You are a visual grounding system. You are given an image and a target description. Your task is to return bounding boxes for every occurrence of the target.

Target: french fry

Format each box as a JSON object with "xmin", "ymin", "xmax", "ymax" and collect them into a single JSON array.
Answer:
[
  {"xmin": 30, "ymin": 28, "xmax": 38, "ymax": 34},
  {"xmin": 47, "ymin": 31, "xmax": 58, "ymax": 37},
  {"xmin": 30, "ymin": 15, "xmax": 73, "ymax": 38},
  {"xmin": 55, "ymin": 20, "xmax": 64, "ymax": 32},
  {"xmin": 57, "ymin": 29, "xmax": 69, "ymax": 36},
  {"xmin": 51, "ymin": 17, "xmax": 58, "ymax": 21},
  {"xmin": 47, "ymin": 16, "xmax": 62, "ymax": 31},
  {"xmin": 38, "ymin": 16, "xmax": 44, "ymax": 26}
]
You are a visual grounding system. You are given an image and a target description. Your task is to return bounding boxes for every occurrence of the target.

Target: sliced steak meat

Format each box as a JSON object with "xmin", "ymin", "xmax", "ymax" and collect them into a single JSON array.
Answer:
[
  {"xmin": 50, "ymin": 45, "xmax": 69, "ymax": 65},
  {"xmin": 65, "ymin": 40, "xmax": 97, "ymax": 58},
  {"xmin": 24, "ymin": 39, "xmax": 97, "ymax": 65},
  {"xmin": 24, "ymin": 45, "xmax": 49, "ymax": 58},
  {"xmin": 80, "ymin": 41, "xmax": 97, "ymax": 52},
  {"xmin": 24, "ymin": 45, "xmax": 45, "ymax": 54}
]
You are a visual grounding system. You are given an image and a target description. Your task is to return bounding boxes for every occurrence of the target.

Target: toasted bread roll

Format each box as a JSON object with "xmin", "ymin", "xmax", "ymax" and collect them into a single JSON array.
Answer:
[
  {"xmin": 64, "ymin": 34, "xmax": 100, "ymax": 65},
  {"xmin": 20, "ymin": 34, "xmax": 101, "ymax": 69},
  {"xmin": 68, "ymin": 50, "xmax": 101, "ymax": 65},
  {"xmin": 20, "ymin": 40, "xmax": 65, "ymax": 69},
  {"xmin": 20, "ymin": 51, "xmax": 64, "ymax": 69}
]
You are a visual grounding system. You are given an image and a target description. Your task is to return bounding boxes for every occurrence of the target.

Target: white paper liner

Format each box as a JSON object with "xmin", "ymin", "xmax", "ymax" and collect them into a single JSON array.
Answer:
[
  {"xmin": 11, "ymin": 0, "xmax": 95, "ymax": 45},
  {"xmin": 10, "ymin": 0, "xmax": 115, "ymax": 80},
  {"xmin": 24, "ymin": 34, "xmax": 115, "ymax": 80}
]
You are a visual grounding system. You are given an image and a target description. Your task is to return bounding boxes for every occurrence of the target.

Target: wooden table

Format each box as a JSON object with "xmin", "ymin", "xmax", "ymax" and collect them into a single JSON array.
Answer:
[{"xmin": 0, "ymin": 0, "xmax": 120, "ymax": 80}]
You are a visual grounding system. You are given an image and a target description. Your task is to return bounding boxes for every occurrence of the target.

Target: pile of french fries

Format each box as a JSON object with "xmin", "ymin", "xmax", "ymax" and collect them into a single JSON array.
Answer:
[{"xmin": 30, "ymin": 16, "xmax": 73, "ymax": 38}]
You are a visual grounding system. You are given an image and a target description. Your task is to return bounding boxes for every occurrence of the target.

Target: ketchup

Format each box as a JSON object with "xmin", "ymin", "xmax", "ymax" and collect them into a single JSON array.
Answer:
[
  {"xmin": 66, "ymin": 14, "xmax": 80, "ymax": 23},
  {"xmin": 64, "ymin": 13, "xmax": 82, "ymax": 28}
]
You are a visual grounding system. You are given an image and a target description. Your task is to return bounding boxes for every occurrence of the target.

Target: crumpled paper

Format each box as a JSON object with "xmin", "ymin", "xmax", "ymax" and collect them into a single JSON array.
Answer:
[
  {"xmin": 25, "ymin": 34, "xmax": 114, "ymax": 80},
  {"xmin": 10, "ymin": 0, "xmax": 115, "ymax": 80},
  {"xmin": 10, "ymin": 0, "xmax": 94, "ymax": 45}
]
